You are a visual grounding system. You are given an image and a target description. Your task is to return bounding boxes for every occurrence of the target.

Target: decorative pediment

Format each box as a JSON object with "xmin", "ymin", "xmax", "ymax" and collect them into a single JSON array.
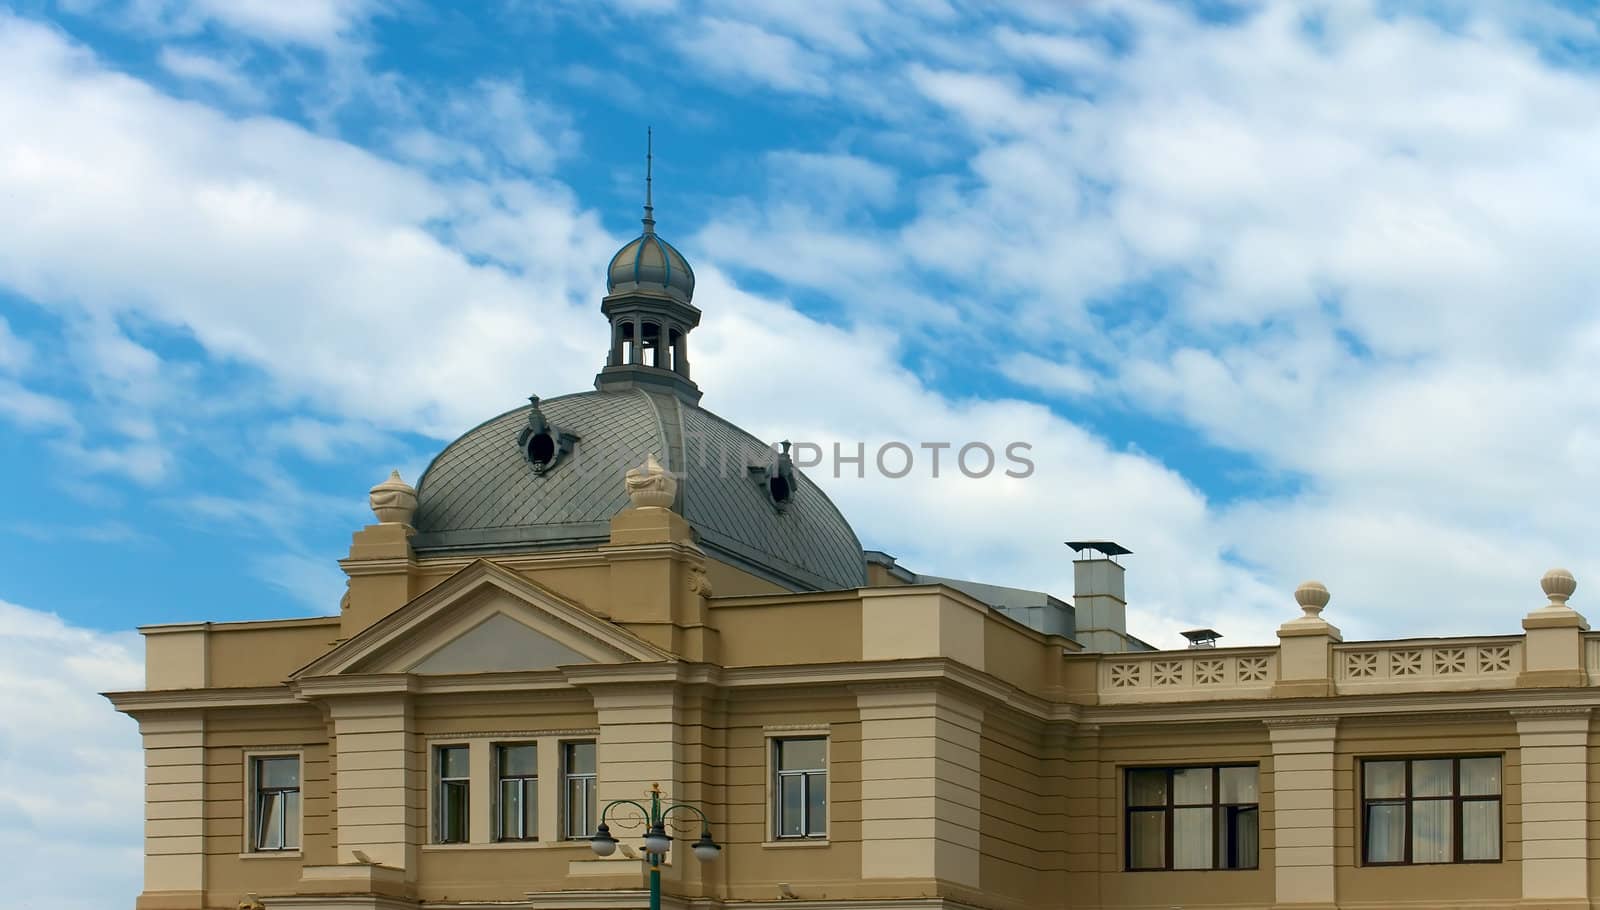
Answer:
[{"xmin": 294, "ymin": 560, "xmax": 668, "ymax": 679}]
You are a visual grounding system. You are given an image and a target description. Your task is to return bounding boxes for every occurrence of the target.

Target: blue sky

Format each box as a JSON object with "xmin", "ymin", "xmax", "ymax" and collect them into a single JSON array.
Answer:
[{"xmin": 3, "ymin": 1, "xmax": 1600, "ymax": 905}]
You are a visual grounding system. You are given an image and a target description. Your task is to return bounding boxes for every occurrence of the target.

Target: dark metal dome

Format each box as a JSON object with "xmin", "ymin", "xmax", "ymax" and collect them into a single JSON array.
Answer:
[{"xmin": 410, "ymin": 389, "xmax": 866, "ymax": 592}]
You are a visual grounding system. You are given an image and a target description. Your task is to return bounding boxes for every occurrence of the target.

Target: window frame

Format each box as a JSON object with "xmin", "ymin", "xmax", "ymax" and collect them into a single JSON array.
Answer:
[
  {"xmin": 434, "ymin": 743, "xmax": 471, "ymax": 845},
  {"xmin": 772, "ymin": 736, "xmax": 829, "ymax": 840},
  {"xmin": 1122, "ymin": 763, "xmax": 1260, "ymax": 872},
  {"xmin": 494, "ymin": 742, "xmax": 539, "ymax": 842},
  {"xmin": 1359, "ymin": 754, "xmax": 1503, "ymax": 867},
  {"xmin": 245, "ymin": 751, "xmax": 303, "ymax": 854},
  {"xmin": 561, "ymin": 740, "xmax": 598, "ymax": 840}
]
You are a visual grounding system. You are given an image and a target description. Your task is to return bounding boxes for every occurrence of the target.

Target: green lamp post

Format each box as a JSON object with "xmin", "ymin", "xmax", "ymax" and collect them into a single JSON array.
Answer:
[{"xmin": 588, "ymin": 783, "xmax": 721, "ymax": 910}]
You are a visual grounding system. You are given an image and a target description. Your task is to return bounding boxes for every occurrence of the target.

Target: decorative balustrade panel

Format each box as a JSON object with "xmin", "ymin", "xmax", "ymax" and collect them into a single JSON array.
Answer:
[
  {"xmin": 1334, "ymin": 638, "xmax": 1521, "ymax": 692},
  {"xmin": 1584, "ymin": 634, "xmax": 1600, "ymax": 681},
  {"xmin": 1097, "ymin": 649, "xmax": 1278, "ymax": 704}
]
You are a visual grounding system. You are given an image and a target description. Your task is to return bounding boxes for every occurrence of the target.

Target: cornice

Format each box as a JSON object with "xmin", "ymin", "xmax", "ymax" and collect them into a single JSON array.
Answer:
[
  {"xmin": 561, "ymin": 661, "xmax": 721, "ymax": 688},
  {"xmin": 1085, "ymin": 686, "xmax": 1600, "ymax": 727},
  {"xmin": 293, "ymin": 673, "xmax": 418, "ymax": 699},
  {"xmin": 337, "ymin": 556, "xmax": 418, "ymax": 577},
  {"xmin": 1260, "ymin": 715, "xmax": 1342, "ymax": 728},
  {"xmin": 1508, "ymin": 705, "xmax": 1595, "ymax": 717},
  {"xmin": 522, "ymin": 891, "xmax": 979, "ymax": 910},
  {"xmin": 137, "ymin": 616, "xmax": 340, "ymax": 635},
  {"xmin": 594, "ymin": 541, "xmax": 705, "ymax": 562},
  {"xmin": 104, "ymin": 686, "xmax": 302, "ymax": 714},
  {"xmin": 406, "ymin": 548, "xmax": 610, "ymax": 574}
]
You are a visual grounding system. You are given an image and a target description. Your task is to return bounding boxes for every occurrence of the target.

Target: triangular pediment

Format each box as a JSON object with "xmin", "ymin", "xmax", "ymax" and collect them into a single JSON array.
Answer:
[
  {"xmin": 408, "ymin": 612, "xmax": 592, "ymax": 674},
  {"xmin": 294, "ymin": 560, "xmax": 668, "ymax": 678}
]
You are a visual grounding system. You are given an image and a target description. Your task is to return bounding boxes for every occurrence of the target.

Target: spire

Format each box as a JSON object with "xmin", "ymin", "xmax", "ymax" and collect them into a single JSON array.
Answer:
[{"xmin": 642, "ymin": 126, "xmax": 655, "ymax": 234}]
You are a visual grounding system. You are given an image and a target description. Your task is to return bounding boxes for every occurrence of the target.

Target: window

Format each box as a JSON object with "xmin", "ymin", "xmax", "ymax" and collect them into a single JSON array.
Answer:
[
  {"xmin": 1362, "ymin": 756, "xmax": 1501, "ymax": 865},
  {"xmin": 496, "ymin": 743, "xmax": 538, "ymax": 841},
  {"xmin": 436, "ymin": 745, "xmax": 470, "ymax": 844},
  {"xmin": 251, "ymin": 756, "xmax": 300, "ymax": 852},
  {"xmin": 562, "ymin": 741, "xmax": 597, "ymax": 839},
  {"xmin": 1125, "ymin": 765, "xmax": 1258, "ymax": 870},
  {"xmin": 774, "ymin": 737, "xmax": 827, "ymax": 839}
]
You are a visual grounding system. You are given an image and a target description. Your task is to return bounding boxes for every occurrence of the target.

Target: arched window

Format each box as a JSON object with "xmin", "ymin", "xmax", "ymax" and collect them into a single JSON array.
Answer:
[{"xmin": 641, "ymin": 321, "xmax": 661, "ymax": 367}]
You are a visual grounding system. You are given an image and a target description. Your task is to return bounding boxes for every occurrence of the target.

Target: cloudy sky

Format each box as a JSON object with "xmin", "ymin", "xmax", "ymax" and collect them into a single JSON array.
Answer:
[{"xmin": 3, "ymin": 0, "xmax": 1600, "ymax": 905}]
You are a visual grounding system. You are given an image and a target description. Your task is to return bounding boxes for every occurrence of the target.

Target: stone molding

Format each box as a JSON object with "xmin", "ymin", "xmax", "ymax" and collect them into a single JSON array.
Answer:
[
  {"xmin": 422, "ymin": 727, "xmax": 599, "ymax": 742},
  {"xmin": 1259, "ymin": 714, "xmax": 1341, "ymax": 728},
  {"xmin": 1507, "ymin": 705, "xmax": 1594, "ymax": 717}
]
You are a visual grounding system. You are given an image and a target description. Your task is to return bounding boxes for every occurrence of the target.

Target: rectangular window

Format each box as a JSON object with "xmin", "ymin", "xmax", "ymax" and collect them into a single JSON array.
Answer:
[
  {"xmin": 1125, "ymin": 765, "xmax": 1258, "ymax": 871},
  {"xmin": 563, "ymin": 741, "xmax": 597, "ymax": 839},
  {"xmin": 496, "ymin": 743, "xmax": 538, "ymax": 841},
  {"xmin": 251, "ymin": 755, "xmax": 300, "ymax": 852},
  {"xmin": 774, "ymin": 737, "xmax": 827, "ymax": 839},
  {"xmin": 1362, "ymin": 756, "xmax": 1501, "ymax": 865},
  {"xmin": 436, "ymin": 745, "xmax": 470, "ymax": 844}
]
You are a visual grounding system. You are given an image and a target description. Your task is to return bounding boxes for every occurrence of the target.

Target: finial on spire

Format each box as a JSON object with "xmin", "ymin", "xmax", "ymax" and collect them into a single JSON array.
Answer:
[{"xmin": 642, "ymin": 126, "xmax": 655, "ymax": 234}]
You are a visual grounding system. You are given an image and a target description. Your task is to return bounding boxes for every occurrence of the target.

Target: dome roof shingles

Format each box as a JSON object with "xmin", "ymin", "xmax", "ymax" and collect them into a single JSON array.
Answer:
[{"xmin": 410, "ymin": 390, "xmax": 866, "ymax": 592}]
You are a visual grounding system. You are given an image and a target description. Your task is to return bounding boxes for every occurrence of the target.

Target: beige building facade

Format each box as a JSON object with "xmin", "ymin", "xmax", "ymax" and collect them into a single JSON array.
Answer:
[{"xmin": 110, "ymin": 200, "xmax": 1600, "ymax": 910}]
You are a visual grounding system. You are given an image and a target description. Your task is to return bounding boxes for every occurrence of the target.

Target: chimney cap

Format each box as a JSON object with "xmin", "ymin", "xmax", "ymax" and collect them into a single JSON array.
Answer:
[
  {"xmin": 1066, "ymin": 540, "xmax": 1132, "ymax": 558},
  {"xmin": 1181, "ymin": 628, "xmax": 1222, "ymax": 645}
]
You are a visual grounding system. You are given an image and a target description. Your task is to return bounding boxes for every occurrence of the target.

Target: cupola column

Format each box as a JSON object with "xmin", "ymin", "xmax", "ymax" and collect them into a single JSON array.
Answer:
[
  {"xmin": 675, "ymin": 325, "xmax": 690, "ymax": 377},
  {"xmin": 631, "ymin": 316, "xmax": 644, "ymax": 365}
]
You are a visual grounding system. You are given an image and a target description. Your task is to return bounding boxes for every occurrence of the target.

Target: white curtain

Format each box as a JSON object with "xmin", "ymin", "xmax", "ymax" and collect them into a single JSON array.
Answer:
[
  {"xmin": 1365, "ymin": 803, "xmax": 1404, "ymax": 863},
  {"xmin": 1411, "ymin": 800, "xmax": 1452, "ymax": 863},
  {"xmin": 1173, "ymin": 807, "xmax": 1213, "ymax": 869},
  {"xmin": 1462, "ymin": 801, "xmax": 1500, "ymax": 861},
  {"xmin": 1128, "ymin": 810, "xmax": 1165, "ymax": 869}
]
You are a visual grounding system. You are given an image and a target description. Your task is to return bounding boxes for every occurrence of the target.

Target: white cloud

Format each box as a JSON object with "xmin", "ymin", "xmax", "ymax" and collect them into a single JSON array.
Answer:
[
  {"xmin": 763, "ymin": 150, "xmax": 899, "ymax": 210},
  {"xmin": 157, "ymin": 45, "xmax": 267, "ymax": 105},
  {"xmin": 64, "ymin": 0, "xmax": 383, "ymax": 49},
  {"xmin": 0, "ymin": 13, "xmax": 611, "ymax": 441},
  {"xmin": 264, "ymin": 416, "xmax": 389, "ymax": 462},
  {"xmin": 675, "ymin": 0, "xmax": 1600, "ymax": 641},
  {"xmin": 254, "ymin": 551, "xmax": 348, "ymax": 614},
  {"xmin": 672, "ymin": 18, "xmax": 831, "ymax": 95},
  {"xmin": 999, "ymin": 352, "xmax": 1097, "ymax": 397},
  {"xmin": 0, "ymin": 314, "xmax": 32, "ymax": 372},
  {"xmin": 687, "ymin": 269, "xmax": 1290, "ymax": 646},
  {"xmin": 0, "ymin": 599, "xmax": 142, "ymax": 910},
  {"xmin": 7, "ymin": 0, "xmax": 1600, "ymax": 663},
  {"xmin": 0, "ymin": 378, "xmax": 76, "ymax": 430}
]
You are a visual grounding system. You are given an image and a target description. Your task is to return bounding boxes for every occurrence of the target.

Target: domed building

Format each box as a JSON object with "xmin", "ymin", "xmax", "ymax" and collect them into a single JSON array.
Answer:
[{"xmin": 108, "ymin": 159, "xmax": 1600, "ymax": 910}]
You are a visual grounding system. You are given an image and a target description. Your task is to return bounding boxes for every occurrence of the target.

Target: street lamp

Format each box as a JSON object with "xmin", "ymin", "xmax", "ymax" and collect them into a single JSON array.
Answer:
[{"xmin": 590, "ymin": 783, "xmax": 721, "ymax": 910}]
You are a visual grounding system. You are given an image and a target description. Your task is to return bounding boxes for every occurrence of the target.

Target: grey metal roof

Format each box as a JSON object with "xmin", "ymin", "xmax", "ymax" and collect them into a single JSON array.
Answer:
[{"xmin": 410, "ymin": 389, "xmax": 867, "ymax": 592}]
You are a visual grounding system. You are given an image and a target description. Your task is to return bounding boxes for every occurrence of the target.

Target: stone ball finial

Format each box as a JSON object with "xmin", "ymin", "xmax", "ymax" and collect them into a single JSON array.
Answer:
[
  {"xmin": 625, "ymin": 453, "xmax": 677, "ymax": 509},
  {"xmin": 369, "ymin": 470, "xmax": 417, "ymax": 525},
  {"xmin": 1541, "ymin": 567, "xmax": 1576, "ymax": 606},
  {"xmin": 1294, "ymin": 580, "xmax": 1331, "ymax": 618}
]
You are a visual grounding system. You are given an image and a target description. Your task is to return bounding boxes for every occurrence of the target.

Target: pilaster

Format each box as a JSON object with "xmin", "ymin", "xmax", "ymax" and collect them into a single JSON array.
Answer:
[
  {"xmin": 855, "ymin": 686, "xmax": 983, "ymax": 892},
  {"xmin": 138, "ymin": 711, "xmax": 207, "ymax": 910},
  {"xmin": 325, "ymin": 692, "xmax": 417, "ymax": 878},
  {"xmin": 1266, "ymin": 716, "xmax": 1338, "ymax": 909},
  {"xmin": 1513, "ymin": 706, "xmax": 1591, "ymax": 908},
  {"xmin": 588, "ymin": 685, "xmax": 699, "ymax": 893}
]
